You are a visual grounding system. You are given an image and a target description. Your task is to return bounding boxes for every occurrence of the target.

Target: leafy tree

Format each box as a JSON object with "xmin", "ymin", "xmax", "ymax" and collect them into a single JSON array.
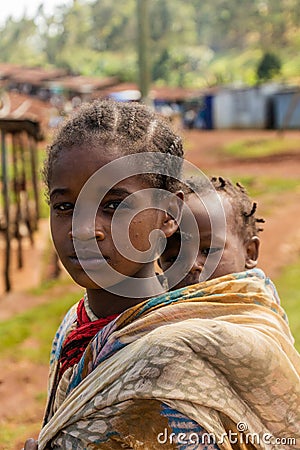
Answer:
[
  {"xmin": 0, "ymin": 0, "xmax": 298, "ymax": 86},
  {"xmin": 0, "ymin": 16, "xmax": 45, "ymax": 65},
  {"xmin": 256, "ymin": 51, "xmax": 281, "ymax": 81}
]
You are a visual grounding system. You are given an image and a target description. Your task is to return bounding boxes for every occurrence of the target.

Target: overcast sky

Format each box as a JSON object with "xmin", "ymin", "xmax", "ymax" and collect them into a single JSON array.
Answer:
[{"xmin": 0, "ymin": 0, "xmax": 72, "ymax": 26}]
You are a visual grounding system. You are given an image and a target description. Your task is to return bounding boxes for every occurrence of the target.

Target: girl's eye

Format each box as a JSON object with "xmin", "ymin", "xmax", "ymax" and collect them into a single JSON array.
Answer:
[
  {"xmin": 105, "ymin": 201, "xmax": 121, "ymax": 210},
  {"xmin": 53, "ymin": 202, "xmax": 74, "ymax": 212},
  {"xmin": 103, "ymin": 200, "xmax": 129, "ymax": 211},
  {"xmin": 167, "ymin": 256, "xmax": 177, "ymax": 264}
]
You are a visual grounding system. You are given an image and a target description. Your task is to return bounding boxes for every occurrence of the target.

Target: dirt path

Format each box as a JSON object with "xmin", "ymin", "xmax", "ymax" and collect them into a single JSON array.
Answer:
[{"xmin": 0, "ymin": 128, "xmax": 299, "ymax": 450}]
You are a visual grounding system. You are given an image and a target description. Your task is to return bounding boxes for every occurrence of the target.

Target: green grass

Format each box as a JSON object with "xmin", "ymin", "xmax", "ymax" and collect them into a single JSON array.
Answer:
[
  {"xmin": 229, "ymin": 175, "xmax": 300, "ymax": 198},
  {"xmin": 222, "ymin": 137, "xmax": 300, "ymax": 159},
  {"xmin": 0, "ymin": 421, "xmax": 41, "ymax": 450},
  {"xmin": 0, "ymin": 285, "xmax": 81, "ymax": 363},
  {"xmin": 275, "ymin": 259, "xmax": 300, "ymax": 352}
]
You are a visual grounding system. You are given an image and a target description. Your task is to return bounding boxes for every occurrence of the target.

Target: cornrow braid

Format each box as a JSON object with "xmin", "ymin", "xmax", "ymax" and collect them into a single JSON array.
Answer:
[
  {"xmin": 96, "ymin": 101, "xmax": 117, "ymax": 132},
  {"xmin": 43, "ymin": 99, "xmax": 184, "ymax": 198},
  {"xmin": 243, "ymin": 202, "xmax": 257, "ymax": 218},
  {"xmin": 182, "ymin": 175, "xmax": 265, "ymax": 242},
  {"xmin": 210, "ymin": 176, "xmax": 265, "ymax": 241},
  {"xmin": 117, "ymin": 102, "xmax": 151, "ymax": 140},
  {"xmin": 146, "ymin": 119, "xmax": 158, "ymax": 141}
]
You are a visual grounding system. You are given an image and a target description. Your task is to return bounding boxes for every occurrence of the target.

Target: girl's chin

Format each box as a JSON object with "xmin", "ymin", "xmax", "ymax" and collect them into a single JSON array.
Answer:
[{"xmin": 72, "ymin": 270, "xmax": 129, "ymax": 291}]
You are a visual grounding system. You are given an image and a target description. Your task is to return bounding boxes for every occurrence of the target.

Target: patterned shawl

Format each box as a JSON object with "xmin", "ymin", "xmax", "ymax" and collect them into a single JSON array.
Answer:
[{"xmin": 38, "ymin": 269, "xmax": 300, "ymax": 449}]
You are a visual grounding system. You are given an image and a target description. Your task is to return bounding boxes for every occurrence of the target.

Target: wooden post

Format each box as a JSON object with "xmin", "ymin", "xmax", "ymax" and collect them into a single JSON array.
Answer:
[
  {"xmin": 19, "ymin": 133, "xmax": 34, "ymax": 245},
  {"xmin": 137, "ymin": 0, "xmax": 151, "ymax": 103},
  {"xmin": 29, "ymin": 135, "xmax": 40, "ymax": 230},
  {"xmin": 12, "ymin": 133, "xmax": 23, "ymax": 269},
  {"xmin": 1, "ymin": 129, "xmax": 11, "ymax": 291}
]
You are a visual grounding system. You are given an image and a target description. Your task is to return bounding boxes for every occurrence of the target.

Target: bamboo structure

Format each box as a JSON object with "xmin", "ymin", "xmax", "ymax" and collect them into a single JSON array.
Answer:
[{"xmin": 0, "ymin": 118, "xmax": 43, "ymax": 292}]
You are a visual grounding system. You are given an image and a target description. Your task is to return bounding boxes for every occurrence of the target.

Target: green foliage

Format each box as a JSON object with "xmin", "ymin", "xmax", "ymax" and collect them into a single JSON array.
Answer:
[
  {"xmin": 256, "ymin": 51, "xmax": 281, "ymax": 81},
  {"xmin": 0, "ymin": 17, "xmax": 46, "ymax": 66},
  {"xmin": 275, "ymin": 259, "xmax": 300, "ymax": 352},
  {"xmin": 222, "ymin": 137, "xmax": 300, "ymax": 158},
  {"xmin": 0, "ymin": 0, "xmax": 299, "ymax": 86}
]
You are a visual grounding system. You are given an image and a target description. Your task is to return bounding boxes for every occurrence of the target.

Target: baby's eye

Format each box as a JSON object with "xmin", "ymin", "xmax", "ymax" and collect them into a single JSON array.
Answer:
[
  {"xmin": 201, "ymin": 247, "xmax": 221, "ymax": 256},
  {"xmin": 159, "ymin": 254, "xmax": 178, "ymax": 269}
]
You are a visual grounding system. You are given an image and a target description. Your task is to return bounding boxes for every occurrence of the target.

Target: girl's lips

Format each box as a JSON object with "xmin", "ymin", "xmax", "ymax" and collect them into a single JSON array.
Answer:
[{"xmin": 69, "ymin": 254, "xmax": 107, "ymax": 271}]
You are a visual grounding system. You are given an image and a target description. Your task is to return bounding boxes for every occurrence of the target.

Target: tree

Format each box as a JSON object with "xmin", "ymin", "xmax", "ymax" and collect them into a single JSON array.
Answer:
[
  {"xmin": 256, "ymin": 51, "xmax": 281, "ymax": 82},
  {"xmin": 0, "ymin": 16, "xmax": 45, "ymax": 65}
]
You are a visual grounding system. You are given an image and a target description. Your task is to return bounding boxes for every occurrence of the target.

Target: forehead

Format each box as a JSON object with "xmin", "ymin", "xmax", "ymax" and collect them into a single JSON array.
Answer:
[
  {"xmin": 50, "ymin": 144, "xmax": 150, "ymax": 192},
  {"xmin": 186, "ymin": 192, "xmax": 234, "ymax": 232},
  {"xmin": 51, "ymin": 144, "xmax": 117, "ymax": 177},
  {"xmin": 50, "ymin": 144, "xmax": 147, "ymax": 184}
]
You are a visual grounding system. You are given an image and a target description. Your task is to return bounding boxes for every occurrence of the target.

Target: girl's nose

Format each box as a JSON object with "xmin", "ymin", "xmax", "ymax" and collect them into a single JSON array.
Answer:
[{"xmin": 68, "ymin": 228, "xmax": 105, "ymax": 241}]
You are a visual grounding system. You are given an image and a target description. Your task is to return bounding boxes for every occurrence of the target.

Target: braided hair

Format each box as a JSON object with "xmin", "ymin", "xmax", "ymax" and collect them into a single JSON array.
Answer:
[
  {"xmin": 43, "ymin": 99, "xmax": 184, "ymax": 198},
  {"xmin": 182, "ymin": 176, "xmax": 265, "ymax": 242},
  {"xmin": 210, "ymin": 176, "xmax": 265, "ymax": 241}
]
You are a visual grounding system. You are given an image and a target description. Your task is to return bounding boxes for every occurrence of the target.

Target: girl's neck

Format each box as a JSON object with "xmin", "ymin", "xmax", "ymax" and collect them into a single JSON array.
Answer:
[{"xmin": 86, "ymin": 273, "xmax": 165, "ymax": 318}]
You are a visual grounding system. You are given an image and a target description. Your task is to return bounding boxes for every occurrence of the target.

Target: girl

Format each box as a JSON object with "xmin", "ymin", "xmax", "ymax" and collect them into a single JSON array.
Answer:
[{"xmin": 24, "ymin": 100, "xmax": 299, "ymax": 449}]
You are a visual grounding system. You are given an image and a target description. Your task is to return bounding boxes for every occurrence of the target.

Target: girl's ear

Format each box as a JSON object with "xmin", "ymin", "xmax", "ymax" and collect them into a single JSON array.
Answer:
[
  {"xmin": 161, "ymin": 191, "xmax": 184, "ymax": 238},
  {"xmin": 245, "ymin": 236, "xmax": 260, "ymax": 269}
]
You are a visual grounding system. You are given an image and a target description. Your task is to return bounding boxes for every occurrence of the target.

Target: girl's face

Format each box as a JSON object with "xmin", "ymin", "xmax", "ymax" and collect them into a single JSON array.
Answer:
[{"xmin": 49, "ymin": 145, "xmax": 170, "ymax": 290}]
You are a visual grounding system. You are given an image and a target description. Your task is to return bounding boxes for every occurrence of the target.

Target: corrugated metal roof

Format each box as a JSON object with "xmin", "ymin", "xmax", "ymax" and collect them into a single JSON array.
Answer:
[{"xmin": 47, "ymin": 75, "xmax": 119, "ymax": 93}]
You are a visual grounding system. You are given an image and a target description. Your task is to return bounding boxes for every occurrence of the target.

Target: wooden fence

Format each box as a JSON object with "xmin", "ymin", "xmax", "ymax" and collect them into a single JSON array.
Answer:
[{"xmin": 0, "ymin": 118, "xmax": 43, "ymax": 292}]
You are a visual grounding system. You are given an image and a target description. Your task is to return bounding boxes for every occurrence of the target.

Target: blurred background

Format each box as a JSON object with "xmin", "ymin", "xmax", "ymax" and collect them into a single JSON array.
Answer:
[{"xmin": 0, "ymin": 1, "xmax": 299, "ymax": 448}]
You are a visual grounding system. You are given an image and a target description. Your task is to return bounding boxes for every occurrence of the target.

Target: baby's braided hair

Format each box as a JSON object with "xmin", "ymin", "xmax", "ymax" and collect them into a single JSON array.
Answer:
[
  {"xmin": 182, "ymin": 175, "xmax": 265, "ymax": 242},
  {"xmin": 210, "ymin": 176, "xmax": 265, "ymax": 242},
  {"xmin": 43, "ymin": 99, "xmax": 184, "ymax": 197}
]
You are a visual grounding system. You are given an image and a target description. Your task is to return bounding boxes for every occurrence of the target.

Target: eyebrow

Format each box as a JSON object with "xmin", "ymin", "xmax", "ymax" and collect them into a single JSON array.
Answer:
[
  {"xmin": 49, "ymin": 186, "xmax": 134, "ymax": 202},
  {"xmin": 105, "ymin": 187, "xmax": 133, "ymax": 197},
  {"xmin": 49, "ymin": 188, "xmax": 70, "ymax": 201}
]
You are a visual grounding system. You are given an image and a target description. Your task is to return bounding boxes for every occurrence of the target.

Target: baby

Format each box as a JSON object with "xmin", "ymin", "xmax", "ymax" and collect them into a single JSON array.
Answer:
[{"xmin": 159, "ymin": 176, "xmax": 265, "ymax": 290}]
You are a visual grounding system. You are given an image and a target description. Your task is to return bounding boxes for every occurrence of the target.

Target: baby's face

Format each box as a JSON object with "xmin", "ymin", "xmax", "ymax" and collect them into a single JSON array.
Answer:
[{"xmin": 159, "ymin": 193, "xmax": 251, "ymax": 289}]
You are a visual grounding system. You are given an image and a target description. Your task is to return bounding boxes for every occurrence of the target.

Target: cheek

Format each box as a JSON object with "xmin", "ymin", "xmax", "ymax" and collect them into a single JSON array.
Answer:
[
  {"xmin": 129, "ymin": 224, "xmax": 151, "ymax": 252},
  {"xmin": 214, "ymin": 251, "xmax": 245, "ymax": 277},
  {"xmin": 50, "ymin": 217, "xmax": 70, "ymax": 249},
  {"xmin": 50, "ymin": 219, "xmax": 60, "ymax": 246},
  {"xmin": 128, "ymin": 211, "xmax": 162, "ymax": 251}
]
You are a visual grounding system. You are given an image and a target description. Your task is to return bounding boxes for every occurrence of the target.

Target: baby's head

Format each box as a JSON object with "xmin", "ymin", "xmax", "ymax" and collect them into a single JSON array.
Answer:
[{"xmin": 159, "ymin": 176, "xmax": 265, "ymax": 290}]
